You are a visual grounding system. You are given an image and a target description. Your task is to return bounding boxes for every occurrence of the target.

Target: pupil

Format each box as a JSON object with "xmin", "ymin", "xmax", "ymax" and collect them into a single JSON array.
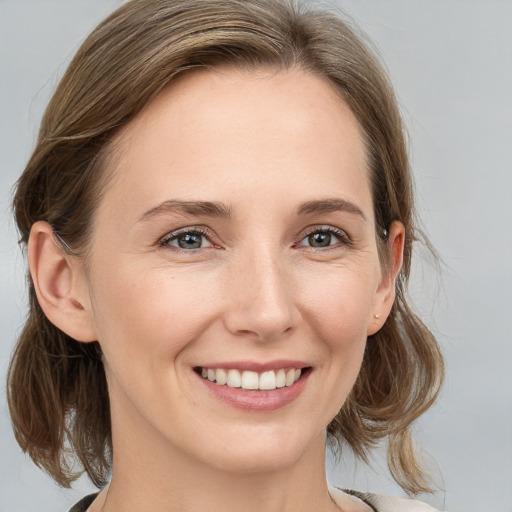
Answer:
[
  {"xmin": 309, "ymin": 232, "xmax": 331, "ymax": 247},
  {"xmin": 178, "ymin": 233, "xmax": 202, "ymax": 249}
]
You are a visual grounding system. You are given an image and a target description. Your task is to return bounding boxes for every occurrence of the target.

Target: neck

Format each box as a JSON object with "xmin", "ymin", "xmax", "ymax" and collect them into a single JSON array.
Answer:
[{"xmin": 95, "ymin": 425, "xmax": 340, "ymax": 512}]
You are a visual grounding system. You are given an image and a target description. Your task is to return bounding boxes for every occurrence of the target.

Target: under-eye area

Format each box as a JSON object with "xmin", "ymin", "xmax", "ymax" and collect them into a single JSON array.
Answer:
[
  {"xmin": 194, "ymin": 366, "xmax": 312, "ymax": 391},
  {"xmin": 8, "ymin": 0, "xmax": 449, "ymax": 508}
]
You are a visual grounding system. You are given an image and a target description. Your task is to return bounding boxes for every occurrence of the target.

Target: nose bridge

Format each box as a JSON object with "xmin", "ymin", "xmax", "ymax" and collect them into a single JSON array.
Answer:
[{"xmin": 224, "ymin": 241, "xmax": 299, "ymax": 341}]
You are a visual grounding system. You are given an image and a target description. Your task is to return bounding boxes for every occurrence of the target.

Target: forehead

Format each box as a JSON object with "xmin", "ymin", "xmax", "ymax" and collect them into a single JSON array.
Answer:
[{"xmin": 100, "ymin": 67, "xmax": 371, "ymax": 223}]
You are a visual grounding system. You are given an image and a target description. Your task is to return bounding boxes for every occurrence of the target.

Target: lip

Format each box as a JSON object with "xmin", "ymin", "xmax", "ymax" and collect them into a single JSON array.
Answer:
[
  {"xmin": 197, "ymin": 359, "xmax": 311, "ymax": 372},
  {"xmin": 194, "ymin": 364, "xmax": 312, "ymax": 412}
]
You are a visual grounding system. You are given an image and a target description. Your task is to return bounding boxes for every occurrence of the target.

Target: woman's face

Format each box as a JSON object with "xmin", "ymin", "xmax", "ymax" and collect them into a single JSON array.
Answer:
[{"xmin": 80, "ymin": 68, "xmax": 396, "ymax": 473}]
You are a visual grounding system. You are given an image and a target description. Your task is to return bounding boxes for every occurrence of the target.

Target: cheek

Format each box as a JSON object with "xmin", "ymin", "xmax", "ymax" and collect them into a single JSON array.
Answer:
[
  {"xmin": 299, "ymin": 263, "xmax": 378, "ymax": 344},
  {"xmin": 298, "ymin": 265, "xmax": 378, "ymax": 409},
  {"xmin": 90, "ymin": 264, "xmax": 222, "ymax": 373}
]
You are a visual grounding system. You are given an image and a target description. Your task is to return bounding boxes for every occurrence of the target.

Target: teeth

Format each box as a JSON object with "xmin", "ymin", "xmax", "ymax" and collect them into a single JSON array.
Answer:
[
  {"xmin": 259, "ymin": 370, "xmax": 276, "ymax": 390},
  {"xmin": 276, "ymin": 369, "xmax": 286, "ymax": 388},
  {"xmin": 241, "ymin": 371, "xmax": 259, "ymax": 390},
  {"xmin": 215, "ymin": 368, "xmax": 227, "ymax": 385},
  {"xmin": 199, "ymin": 367, "xmax": 304, "ymax": 390},
  {"xmin": 227, "ymin": 369, "xmax": 241, "ymax": 388}
]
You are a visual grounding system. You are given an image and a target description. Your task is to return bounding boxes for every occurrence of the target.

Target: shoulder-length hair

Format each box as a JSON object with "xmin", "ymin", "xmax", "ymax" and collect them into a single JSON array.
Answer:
[{"xmin": 8, "ymin": 0, "xmax": 443, "ymax": 495}]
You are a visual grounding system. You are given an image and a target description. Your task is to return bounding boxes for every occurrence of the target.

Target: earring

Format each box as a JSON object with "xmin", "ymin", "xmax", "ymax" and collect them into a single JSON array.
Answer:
[{"xmin": 373, "ymin": 313, "xmax": 380, "ymax": 319}]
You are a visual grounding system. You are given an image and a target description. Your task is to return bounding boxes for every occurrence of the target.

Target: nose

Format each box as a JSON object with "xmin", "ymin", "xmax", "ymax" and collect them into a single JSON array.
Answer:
[{"xmin": 222, "ymin": 247, "xmax": 300, "ymax": 342}]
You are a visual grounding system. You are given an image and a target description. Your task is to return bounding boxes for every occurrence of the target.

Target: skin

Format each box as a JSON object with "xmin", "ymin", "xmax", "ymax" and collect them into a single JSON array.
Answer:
[{"xmin": 30, "ymin": 67, "xmax": 404, "ymax": 512}]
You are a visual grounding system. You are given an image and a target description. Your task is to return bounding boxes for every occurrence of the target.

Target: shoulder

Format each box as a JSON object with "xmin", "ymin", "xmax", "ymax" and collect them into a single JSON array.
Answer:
[
  {"xmin": 344, "ymin": 489, "xmax": 443, "ymax": 512},
  {"xmin": 67, "ymin": 493, "xmax": 99, "ymax": 512}
]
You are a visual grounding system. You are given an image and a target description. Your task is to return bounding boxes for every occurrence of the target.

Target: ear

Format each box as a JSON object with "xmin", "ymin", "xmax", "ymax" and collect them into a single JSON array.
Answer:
[
  {"xmin": 28, "ymin": 221, "xmax": 97, "ymax": 342},
  {"xmin": 367, "ymin": 221, "xmax": 405, "ymax": 336}
]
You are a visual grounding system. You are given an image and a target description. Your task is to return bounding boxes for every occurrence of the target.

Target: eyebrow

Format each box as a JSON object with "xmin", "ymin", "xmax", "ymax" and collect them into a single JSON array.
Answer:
[
  {"xmin": 297, "ymin": 198, "xmax": 367, "ymax": 221},
  {"xmin": 138, "ymin": 197, "xmax": 366, "ymax": 222},
  {"xmin": 138, "ymin": 199, "xmax": 232, "ymax": 222}
]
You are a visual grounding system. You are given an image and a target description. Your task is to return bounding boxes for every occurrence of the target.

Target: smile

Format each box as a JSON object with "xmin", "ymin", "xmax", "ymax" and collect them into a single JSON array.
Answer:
[{"xmin": 197, "ymin": 367, "xmax": 303, "ymax": 391}]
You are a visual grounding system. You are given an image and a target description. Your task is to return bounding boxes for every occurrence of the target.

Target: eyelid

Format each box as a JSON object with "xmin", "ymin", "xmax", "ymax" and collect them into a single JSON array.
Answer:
[
  {"xmin": 158, "ymin": 225, "xmax": 217, "ymax": 249},
  {"xmin": 295, "ymin": 225, "xmax": 352, "ymax": 249},
  {"xmin": 156, "ymin": 224, "xmax": 352, "ymax": 253}
]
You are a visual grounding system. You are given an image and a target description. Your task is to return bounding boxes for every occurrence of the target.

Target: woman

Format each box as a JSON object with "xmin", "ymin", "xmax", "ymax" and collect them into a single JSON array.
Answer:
[{"xmin": 7, "ymin": 1, "xmax": 444, "ymax": 511}]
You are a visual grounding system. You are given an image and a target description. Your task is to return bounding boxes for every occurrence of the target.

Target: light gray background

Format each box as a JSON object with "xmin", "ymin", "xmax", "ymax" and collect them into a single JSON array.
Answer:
[{"xmin": 1, "ymin": 1, "xmax": 511, "ymax": 511}]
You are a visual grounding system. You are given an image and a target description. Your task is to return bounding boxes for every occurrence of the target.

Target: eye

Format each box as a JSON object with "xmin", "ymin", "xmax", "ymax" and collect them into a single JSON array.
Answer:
[
  {"xmin": 296, "ymin": 226, "xmax": 350, "ymax": 250},
  {"xmin": 160, "ymin": 228, "xmax": 213, "ymax": 251}
]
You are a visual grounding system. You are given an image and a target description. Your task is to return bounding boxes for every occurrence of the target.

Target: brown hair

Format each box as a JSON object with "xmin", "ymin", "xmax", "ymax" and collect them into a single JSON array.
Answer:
[{"xmin": 8, "ymin": 0, "xmax": 443, "ymax": 495}]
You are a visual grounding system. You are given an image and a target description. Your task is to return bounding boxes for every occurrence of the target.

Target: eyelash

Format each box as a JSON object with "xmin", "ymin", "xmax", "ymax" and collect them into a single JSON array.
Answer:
[
  {"xmin": 295, "ymin": 225, "xmax": 352, "ymax": 251},
  {"xmin": 158, "ymin": 225, "xmax": 352, "ymax": 253},
  {"xmin": 159, "ymin": 227, "xmax": 215, "ymax": 251}
]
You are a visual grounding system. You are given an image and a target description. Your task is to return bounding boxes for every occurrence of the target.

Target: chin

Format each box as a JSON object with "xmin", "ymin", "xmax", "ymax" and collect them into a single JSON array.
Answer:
[{"xmin": 193, "ymin": 425, "xmax": 325, "ymax": 475}]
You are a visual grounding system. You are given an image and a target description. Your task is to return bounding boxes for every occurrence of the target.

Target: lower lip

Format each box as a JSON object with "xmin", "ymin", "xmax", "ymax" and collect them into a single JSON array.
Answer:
[{"xmin": 195, "ymin": 370, "xmax": 311, "ymax": 412}]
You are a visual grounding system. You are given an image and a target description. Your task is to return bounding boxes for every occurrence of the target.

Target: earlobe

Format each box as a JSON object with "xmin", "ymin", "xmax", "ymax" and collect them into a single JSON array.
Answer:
[
  {"xmin": 367, "ymin": 221, "xmax": 405, "ymax": 336},
  {"xmin": 28, "ymin": 221, "xmax": 97, "ymax": 342}
]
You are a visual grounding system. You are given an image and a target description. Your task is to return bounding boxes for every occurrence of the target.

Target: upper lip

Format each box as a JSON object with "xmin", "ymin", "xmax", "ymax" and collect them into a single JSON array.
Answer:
[{"xmin": 196, "ymin": 360, "xmax": 311, "ymax": 372}]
